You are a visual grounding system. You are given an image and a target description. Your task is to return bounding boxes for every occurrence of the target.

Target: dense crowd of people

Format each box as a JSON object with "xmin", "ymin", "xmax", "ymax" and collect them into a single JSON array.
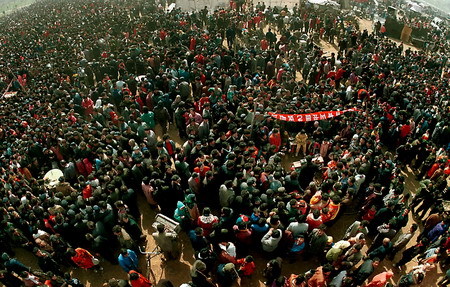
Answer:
[
  {"xmin": 0, "ymin": 0, "xmax": 449, "ymax": 286},
  {"xmin": 353, "ymin": 0, "xmax": 449, "ymax": 53}
]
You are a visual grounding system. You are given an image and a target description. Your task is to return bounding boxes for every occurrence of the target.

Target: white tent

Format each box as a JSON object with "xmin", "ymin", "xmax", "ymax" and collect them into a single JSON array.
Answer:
[
  {"xmin": 307, "ymin": 0, "xmax": 340, "ymax": 7},
  {"xmin": 410, "ymin": 3, "xmax": 423, "ymax": 12}
]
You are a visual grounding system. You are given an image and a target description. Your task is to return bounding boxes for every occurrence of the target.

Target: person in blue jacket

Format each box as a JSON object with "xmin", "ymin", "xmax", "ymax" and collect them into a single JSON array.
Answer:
[{"xmin": 118, "ymin": 249, "xmax": 139, "ymax": 273}]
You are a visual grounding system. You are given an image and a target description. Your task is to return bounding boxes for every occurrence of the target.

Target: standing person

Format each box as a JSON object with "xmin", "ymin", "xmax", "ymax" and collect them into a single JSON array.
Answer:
[
  {"xmin": 128, "ymin": 270, "xmax": 152, "ymax": 287},
  {"xmin": 154, "ymin": 102, "xmax": 170, "ymax": 135},
  {"xmin": 388, "ymin": 224, "xmax": 418, "ymax": 260},
  {"xmin": 397, "ymin": 265, "xmax": 428, "ymax": 287},
  {"xmin": 197, "ymin": 207, "xmax": 219, "ymax": 237},
  {"xmin": 189, "ymin": 227, "xmax": 210, "ymax": 255},
  {"xmin": 367, "ymin": 238, "xmax": 392, "ymax": 262},
  {"xmin": 417, "ymin": 212, "xmax": 441, "ymax": 241},
  {"xmin": 269, "ymin": 129, "xmax": 282, "ymax": 152},
  {"xmin": 265, "ymin": 28, "xmax": 277, "ymax": 48},
  {"xmin": 308, "ymin": 225, "xmax": 329, "ymax": 259},
  {"xmin": 353, "ymin": 258, "xmax": 380, "ymax": 286},
  {"xmin": 152, "ymin": 224, "xmax": 180, "ymax": 261},
  {"xmin": 140, "ymin": 107, "xmax": 155, "ymax": 130},
  {"xmin": 307, "ymin": 264, "xmax": 333, "ymax": 287},
  {"xmin": 295, "ymin": 130, "xmax": 308, "ymax": 156},
  {"xmin": 394, "ymin": 238, "xmax": 429, "ymax": 268},
  {"xmin": 69, "ymin": 248, "xmax": 102, "ymax": 271},
  {"xmin": 437, "ymin": 268, "xmax": 450, "ymax": 286},
  {"xmin": 426, "ymin": 220, "xmax": 449, "ymax": 243},
  {"xmin": 1, "ymin": 253, "xmax": 31, "ymax": 274},
  {"xmin": 142, "ymin": 177, "xmax": 157, "ymax": 207},
  {"xmin": 226, "ymin": 27, "xmax": 236, "ymax": 49},
  {"xmin": 113, "ymin": 225, "xmax": 136, "ymax": 250},
  {"xmin": 0, "ymin": 269, "xmax": 23, "ymax": 286},
  {"xmin": 343, "ymin": 220, "xmax": 369, "ymax": 239},
  {"xmin": 236, "ymin": 255, "xmax": 256, "ymax": 276},
  {"xmin": 118, "ymin": 249, "xmax": 140, "ymax": 273},
  {"xmin": 216, "ymin": 263, "xmax": 239, "ymax": 287},
  {"xmin": 340, "ymin": 244, "xmax": 364, "ymax": 270},
  {"xmin": 299, "ymin": 156, "xmax": 319, "ymax": 189},
  {"xmin": 190, "ymin": 260, "xmax": 214, "ymax": 287},
  {"xmin": 263, "ymin": 257, "xmax": 282, "ymax": 286},
  {"xmin": 261, "ymin": 228, "xmax": 282, "ymax": 254},
  {"xmin": 364, "ymin": 270, "xmax": 394, "ymax": 287},
  {"xmin": 368, "ymin": 222, "xmax": 396, "ymax": 254},
  {"xmin": 34, "ymin": 247, "xmax": 62, "ymax": 275}
]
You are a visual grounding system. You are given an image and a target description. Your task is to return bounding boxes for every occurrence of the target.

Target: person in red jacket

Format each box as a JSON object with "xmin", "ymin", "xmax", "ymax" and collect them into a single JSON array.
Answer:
[
  {"xmin": 236, "ymin": 255, "xmax": 256, "ymax": 276},
  {"xmin": 69, "ymin": 248, "xmax": 98, "ymax": 270},
  {"xmin": 399, "ymin": 123, "xmax": 411, "ymax": 143},
  {"xmin": 307, "ymin": 264, "xmax": 332, "ymax": 287},
  {"xmin": 129, "ymin": 270, "xmax": 152, "ymax": 287},
  {"xmin": 269, "ymin": 129, "xmax": 282, "ymax": 152},
  {"xmin": 197, "ymin": 207, "xmax": 219, "ymax": 237}
]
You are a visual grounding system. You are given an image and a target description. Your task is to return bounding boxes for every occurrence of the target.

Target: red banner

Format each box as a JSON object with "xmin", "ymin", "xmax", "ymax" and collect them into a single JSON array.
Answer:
[{"xmin": 268, "ymin": 108, "xmax": 359, "ymax": 122}]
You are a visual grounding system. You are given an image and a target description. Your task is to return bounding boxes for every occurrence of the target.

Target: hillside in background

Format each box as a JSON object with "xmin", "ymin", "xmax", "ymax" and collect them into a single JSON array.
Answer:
[
  {"xmin": 419, "ymin": 0, "xmax": 450, "ymax": 14},
  {"xmin": 0, "ymin": 0, "xmax": 36, "ymax": 14}
]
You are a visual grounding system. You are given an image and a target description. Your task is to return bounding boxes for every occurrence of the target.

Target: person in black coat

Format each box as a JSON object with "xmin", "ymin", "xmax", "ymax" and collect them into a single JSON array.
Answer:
[{"xmin": 299, "ymin": 156, "xmax": 319, "ymax": 189}]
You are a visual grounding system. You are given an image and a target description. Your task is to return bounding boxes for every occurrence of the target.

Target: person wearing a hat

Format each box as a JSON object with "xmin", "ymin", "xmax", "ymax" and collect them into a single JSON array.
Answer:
[
  {"xmin": 190, "ymin": 259, "xmax": 213, "ymax": 287},
  {"xmin": 216, "ymin": 263, "xmax": 239, "ymax": 287}
]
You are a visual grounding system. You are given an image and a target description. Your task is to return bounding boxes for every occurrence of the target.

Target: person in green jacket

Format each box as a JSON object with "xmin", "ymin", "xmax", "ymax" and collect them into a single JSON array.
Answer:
[{"xmin": 140, "ymin": 106, "xmax": 155, "ymax": 129}]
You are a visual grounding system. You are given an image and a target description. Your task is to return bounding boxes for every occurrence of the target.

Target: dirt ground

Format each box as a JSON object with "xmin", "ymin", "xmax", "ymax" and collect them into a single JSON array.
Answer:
[{"xmin": 9, "ymin": 16, "xmax": 444, "ymax": 287}]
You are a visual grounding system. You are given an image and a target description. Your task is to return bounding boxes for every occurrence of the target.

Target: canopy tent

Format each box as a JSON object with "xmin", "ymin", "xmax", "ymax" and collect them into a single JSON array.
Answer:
[
  {"xmin": 43, "ymin": 169, "xmax": 63, "ymax": 188},
  {"xmin": 307, "ymin": 0, "xmax": 340, "ymax": 6},
  {"xmin": 410, "ymin": 4, "xmax": 423, "ymax": 13}
]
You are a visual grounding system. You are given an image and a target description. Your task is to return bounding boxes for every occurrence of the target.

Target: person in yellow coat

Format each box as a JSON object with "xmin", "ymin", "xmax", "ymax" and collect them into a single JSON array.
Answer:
[{"xmin": 295, "ymin": 130, "xmax": 308, "ymax": 156}]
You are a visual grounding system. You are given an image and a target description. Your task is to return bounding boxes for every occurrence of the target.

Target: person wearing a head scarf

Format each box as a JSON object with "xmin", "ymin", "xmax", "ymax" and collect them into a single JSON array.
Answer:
[{"xmin": 190, "ymin": 260, "xmax": 214, "ymax": 287}]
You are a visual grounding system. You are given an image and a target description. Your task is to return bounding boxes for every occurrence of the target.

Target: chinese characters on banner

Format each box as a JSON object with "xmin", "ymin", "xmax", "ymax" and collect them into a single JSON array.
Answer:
[{"xmin": 268, "ymin": 108, "xmax": 359, "ymax": 122}]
